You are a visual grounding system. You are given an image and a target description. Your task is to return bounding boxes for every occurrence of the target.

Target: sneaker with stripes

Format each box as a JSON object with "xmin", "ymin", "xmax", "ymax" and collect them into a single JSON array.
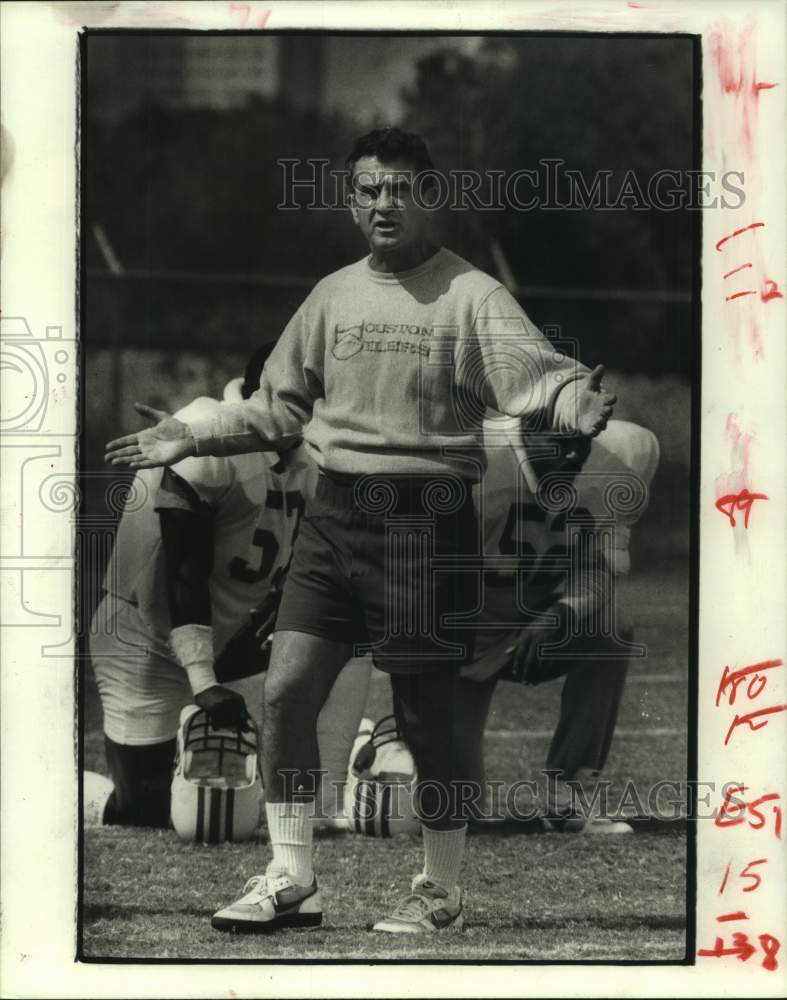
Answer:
[
  {"xmin": 211, "ymin": 871, "xmax": 322, "ymax": 933},
  {"xmin": 372, "ymin": 874, "xmax": 463, "ymax": 934}
]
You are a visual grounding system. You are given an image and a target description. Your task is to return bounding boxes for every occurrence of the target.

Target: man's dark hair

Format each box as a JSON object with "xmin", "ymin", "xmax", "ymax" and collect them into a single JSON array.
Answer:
[
  {"xmin": 345, "ymin": 127, "xmax": 434, "ymax": 180},
  {"xmin": 241, "ymin": 342, "xmax": 277, "ymax": 399}
]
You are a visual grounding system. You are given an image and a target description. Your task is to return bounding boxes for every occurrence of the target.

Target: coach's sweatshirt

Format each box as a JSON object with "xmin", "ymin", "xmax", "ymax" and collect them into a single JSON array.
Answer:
[{"xmin": 188, "ymin": 248, "xmax": 590, "ymax": 479}]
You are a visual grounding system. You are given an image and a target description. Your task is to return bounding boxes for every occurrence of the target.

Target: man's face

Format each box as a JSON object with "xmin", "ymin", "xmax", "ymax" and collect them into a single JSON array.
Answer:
[{"xmin": 349, "ymin": 156, "xmax": 433, "ymax": 260}]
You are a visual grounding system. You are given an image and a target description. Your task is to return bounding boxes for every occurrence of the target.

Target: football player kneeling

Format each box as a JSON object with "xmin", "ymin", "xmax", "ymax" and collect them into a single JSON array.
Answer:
[{"xmin": 85, "ymin": 705, "xmax": 263, "ymax": 843}]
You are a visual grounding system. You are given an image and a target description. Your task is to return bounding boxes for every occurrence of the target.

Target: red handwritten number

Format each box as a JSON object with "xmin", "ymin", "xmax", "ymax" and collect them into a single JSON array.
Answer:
[
  {"xmin": 714, "ymin": 787, "xmax": 782, "ymax": 837},
  {"xmin": 740, "ymin": 859, "xmax": 767, "ymax": 893},
  {"xmin": 699, "ymin": 932, "xmax": 780, "ymax": 970},
  {"xmin": 718, "ymin": 858, "xmax": 768, "ymax": 895},
  {"xmin": 746, "ymin": 794, "xmax": 782, "ymax": 839},
  {"xmin": 761, "ymin": 279, "xmax": 784, "ymax": 303},
  {"xmin": 724, "ymin": 280, "xmax": 784, "ymax": 304},
  {"xmin": 716, "ymin": 785, "xmax": 748, "ymax": 828},
  {"xmin": 714, "ymin": 490, "xmax": 769, "ymax": 528},
  {"xmin": 716, "ymin": 660, "xmax": 782, "ymax": 707},
  {"xmin": 698, "ymin": 932, "xmax": 756, "ymax": 962},
  {"xmin": 759, "ymin": 934, "xmax": 781, "ymax": 972}
]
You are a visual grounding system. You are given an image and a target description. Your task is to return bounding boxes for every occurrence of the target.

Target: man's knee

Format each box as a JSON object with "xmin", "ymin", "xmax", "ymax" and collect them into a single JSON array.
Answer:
[
  {"xmin": 103, "ymin": 736, "xmax": 175, "ymax": 828},
  {"xmin": 264, "ymin": 631, "xmax": 349, "ymax": 720}
]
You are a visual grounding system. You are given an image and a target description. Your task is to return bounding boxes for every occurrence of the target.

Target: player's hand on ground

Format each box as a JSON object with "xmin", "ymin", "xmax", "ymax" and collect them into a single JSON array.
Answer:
[
  {"xmin": 576, "ymin": 365, "xmax": 616, "ymax": 437},
  {"xmin": 104, "ymin": 404, "xmax": 195, "ymax": 469},
  {"xmin": 194, "ymin": 685, "xmax": 248, "ymax": 731},
  {"xmin": 504, "ymin": 604, "xmax": 573, "ymax": 685}
]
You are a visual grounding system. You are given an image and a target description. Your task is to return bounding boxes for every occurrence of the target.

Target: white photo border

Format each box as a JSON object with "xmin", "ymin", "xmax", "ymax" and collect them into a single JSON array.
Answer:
[{"xmin": 1, "ymin": 1, "xmax": 785, "ymax": 997}]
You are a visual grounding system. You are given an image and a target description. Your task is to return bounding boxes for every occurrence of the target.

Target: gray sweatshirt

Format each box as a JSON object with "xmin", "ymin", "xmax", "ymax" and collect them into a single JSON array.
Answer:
[{"xmin": 188, "ymin": 248, "xmax": 589, "ymax": 479}]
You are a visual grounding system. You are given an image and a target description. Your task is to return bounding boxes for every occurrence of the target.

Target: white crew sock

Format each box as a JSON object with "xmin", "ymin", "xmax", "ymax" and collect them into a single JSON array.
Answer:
[
  {"xmin": 421, "ymin": 825, "xmax": 467, "ymax": 891},
  {"xmin": 316, "ymin": 656, "xmax": 372, "ymax": 819},
  {"xmin": 265, "ymin": 801, "xmax": 314, "ymax": 886}
]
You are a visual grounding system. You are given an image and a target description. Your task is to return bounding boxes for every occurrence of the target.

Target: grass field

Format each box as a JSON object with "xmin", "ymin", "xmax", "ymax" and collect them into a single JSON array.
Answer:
[{"xmin": 81, "ymin": 568, "xmax": 690, "ymax": 962}]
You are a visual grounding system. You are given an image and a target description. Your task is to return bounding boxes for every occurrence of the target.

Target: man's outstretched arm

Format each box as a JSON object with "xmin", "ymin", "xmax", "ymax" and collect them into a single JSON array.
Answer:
[{"xmin": 106, "ymin": 306, "xmax": 320, "ymax": 469}]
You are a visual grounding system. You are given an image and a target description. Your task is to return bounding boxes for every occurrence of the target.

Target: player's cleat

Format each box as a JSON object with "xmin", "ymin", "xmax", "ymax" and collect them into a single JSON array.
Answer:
[
  {"xmin": 372, "ymin": 875, "xmax": 463, "ymax": 934},
  {"xmin": 211, "ymin": 871, "xmax": 322, "ymax": 933}
]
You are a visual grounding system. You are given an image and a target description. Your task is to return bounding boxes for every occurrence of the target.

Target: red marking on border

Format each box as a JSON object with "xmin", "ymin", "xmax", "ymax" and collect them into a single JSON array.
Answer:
[
  {"xmin": 713, "ymin": 788, "xmax": 782, "ymax": 837},
  {"xmin": 715, "ymin": 415, "xmax": 755, "ymax": 499},
  {"xmin": 741, "ymin": 859, "xmax": 768, "ymax": 893},
  {"xmin": 698, "ymin": 932, "xmax": 756, "ymax": 962},
  {"xmin": 716, "ymin": 222, "xmax": 765, "ymax": 252},
  {"xmin": 718, "ymin": 861, "xmax": 732, "ymax": 895},
  {"xmin": 724, "ymin": 704, "xmax": 787, "ymax": 746},
  {"xmin": 229, "ymin": 1, "xmax": 251, "ymax": 23},
  {"xmin": 714, "ymin": 489, "xmax": 768, "ymax": 527},
  {"xmin": 699, "ymin": 932, "xmax": 780, "ymax": 969},
  {"xmin": 716, "ymin": 660, "xmax": 783, "ymax": 707},
  {"xmin": 722, "ymin": 262, "xmax": 753, "ymax": 279},
  {"xmin": 715, "ymin": 785, "xmax": 748, "ymax": 828},
  {"xmin": 709, "ymin": 23, "xmax": 777, "ymax": 156},
  {"xmin": 759, "ymin": 934, "xmax": 781, "ymax": 971},
  {"xmin": 761, "ymin": 279, "xmax": 784, "ymax": 302}
]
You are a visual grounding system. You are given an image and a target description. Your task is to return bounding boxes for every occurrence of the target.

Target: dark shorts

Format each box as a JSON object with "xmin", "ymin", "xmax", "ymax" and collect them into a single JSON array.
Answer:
[{"xmin": 275, "ymin": 470, "xmax": 480, "ymax": 674}]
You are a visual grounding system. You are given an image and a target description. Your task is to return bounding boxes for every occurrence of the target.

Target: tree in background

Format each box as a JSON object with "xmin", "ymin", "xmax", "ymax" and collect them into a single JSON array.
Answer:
[{"xmin": 400, "ymin": 37, "xmax": 696, "ymax": 375}]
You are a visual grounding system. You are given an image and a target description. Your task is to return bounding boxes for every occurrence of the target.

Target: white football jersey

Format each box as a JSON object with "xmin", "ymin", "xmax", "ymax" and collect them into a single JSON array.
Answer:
[
  {"xmin": 463, "ymin": 420, "xmax": 659, "ymax": 681},
  {"xmin": 101, "ymin": 389, "xmax": 318, "ymax": 660}
]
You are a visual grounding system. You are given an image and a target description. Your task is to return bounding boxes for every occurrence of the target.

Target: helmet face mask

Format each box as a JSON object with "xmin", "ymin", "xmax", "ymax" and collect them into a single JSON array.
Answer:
[
  {"xmin": 351, "ymin": 714, "xmax": 414, "ymax": 782},
  {"xmin": 346, "ymin": 715, "xmax": 419, "ymax": 837},
  {"xmin": 170, "ymin": 705, "xmax": 263, "ymax": 843}
]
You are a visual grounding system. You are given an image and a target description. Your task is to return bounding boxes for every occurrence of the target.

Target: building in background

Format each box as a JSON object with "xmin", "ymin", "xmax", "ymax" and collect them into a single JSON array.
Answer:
[{"xmin": 87, "ymin": 33, "xmax": 480, "ymax": 123}]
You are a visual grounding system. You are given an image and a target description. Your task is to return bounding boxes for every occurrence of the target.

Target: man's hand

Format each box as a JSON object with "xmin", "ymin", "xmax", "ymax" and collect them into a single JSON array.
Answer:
[
  {"xmin": 502, "ymin": 604, "xmax": 574, "ymax": 685},
  {"xmin": 575, "ymin": 365, "xmax": 616, "ymax": 437},
  {"xmin": 105, "ymin": 403, "xmax": 195, "ymax": 469},
  {"xmin": 194, "ymin": 685, "xmax": 248, "ymax": 730}
]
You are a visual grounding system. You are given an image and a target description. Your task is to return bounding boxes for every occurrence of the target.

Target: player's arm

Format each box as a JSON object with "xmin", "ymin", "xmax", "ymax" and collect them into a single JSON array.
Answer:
[
  {"xmin": 156, "ymin": 467, "xmax": 248, "ymax": 730},
  {"xmin": 105, "ymin": 308, "xmax": 320, "ymax": 469}
]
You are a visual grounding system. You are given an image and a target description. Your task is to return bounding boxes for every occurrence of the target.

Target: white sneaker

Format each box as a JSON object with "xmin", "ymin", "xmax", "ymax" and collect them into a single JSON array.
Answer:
[
  {"xmin": 372, "ymin": 874, "xmax": 463, "ymax": 933},
  {"xmin": 211, "ymin": 871, "xmax": 322, "ymax": 933}
]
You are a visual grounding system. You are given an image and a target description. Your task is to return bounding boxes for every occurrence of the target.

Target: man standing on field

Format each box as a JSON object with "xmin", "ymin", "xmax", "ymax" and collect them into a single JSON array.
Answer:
[{"xmin": 106, "ymin": 127, "xmax": 616, "ymax": 934}]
